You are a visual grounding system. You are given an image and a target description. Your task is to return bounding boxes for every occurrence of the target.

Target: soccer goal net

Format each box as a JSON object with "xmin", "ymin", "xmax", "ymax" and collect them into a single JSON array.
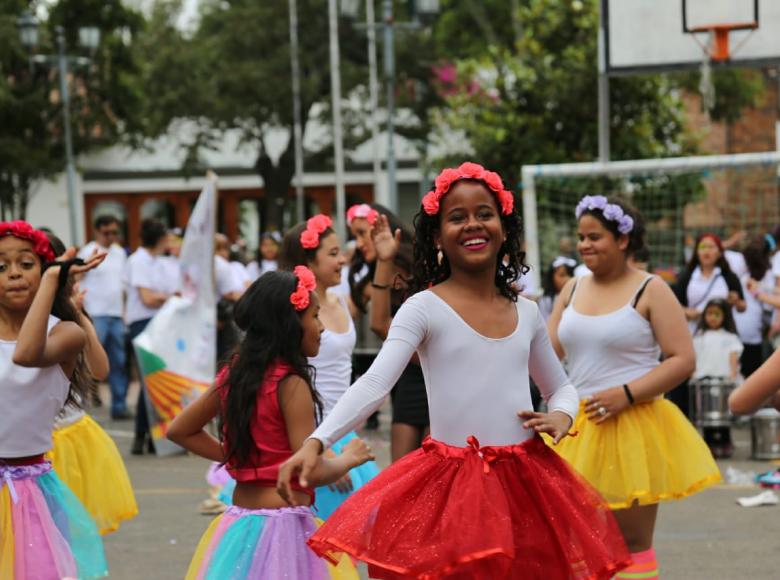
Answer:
[{"xmin": 521, "ymin": 151, "xmax": 780, "ymax": 291}]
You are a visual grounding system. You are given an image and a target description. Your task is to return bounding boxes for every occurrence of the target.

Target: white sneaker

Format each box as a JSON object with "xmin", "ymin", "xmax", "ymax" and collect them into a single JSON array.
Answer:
[{"xmin": 736, "ymin": 490, "xmax": 779, "ymax": 507}]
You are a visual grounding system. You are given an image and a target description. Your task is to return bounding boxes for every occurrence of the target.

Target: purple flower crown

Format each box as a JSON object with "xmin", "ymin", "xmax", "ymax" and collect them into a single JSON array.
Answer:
[{"xmin": 575, "ymin": 195, "xmax": 634, "ymax": 235}]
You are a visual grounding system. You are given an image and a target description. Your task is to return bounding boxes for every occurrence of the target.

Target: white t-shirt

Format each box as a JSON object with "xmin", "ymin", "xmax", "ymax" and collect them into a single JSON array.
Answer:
[
  {"xmin": 247, "ymin": 259, "xmax": 278, "ymax": 281},
  {"xmin": 771, "ymin": 252, "xmax": 780, "ymax": 280},
  {"xmin": 685, "ymin": 266, "xmax": 731, "ymax": 334},
  {"xmin": 125, "ymin": 247, "xmax": 167, "ymax": 324},
  {"xmin": 229, "ymin": 261, "xmax": 252, "ymax": 288},
  {"xmin": 156, "ymin": 255, "xmax": 182, "ymax": 296},
  {"xmin": 574, "ymin": 263, "xmax": 591, "ymax": 278},
  {"xmin": 310, "ymin": 291, "xmax": 579, "ymax": 448},
  {"xmin": 735, "ymin": 270, "xmax": 774, "ymax": 345},
  {"xmin": 692, "ymin": 329, "xmax": 744, "ymax": 380},
  {"xmin": 725, "ymin": 250, "xmax": 748, "ymax": 279},
  {"xmin": 215, "ymin": 255, "xmax": 243, "ymax": 300},
  {"xmin": 77, "ymin": 241, "xmax": 127, "ymax": 318}
]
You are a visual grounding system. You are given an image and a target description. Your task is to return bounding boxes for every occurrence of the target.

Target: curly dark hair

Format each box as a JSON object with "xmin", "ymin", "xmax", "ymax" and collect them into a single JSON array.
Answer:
[
  {"xmin": 348, "ymin": 203, "xmax": 414, "ymax": 312},
  {"xmin": 578, "ymin": 196, "xmax": 646, "ymax": 255},
  {"xmin": 44, "ymin": 231, "xmax": 92, "ymax": 409},
  {"xmin": 218, "ymin": 271, "xmax": 322, "ymax": 468},
  {"xmin": 742, "ymin": 235, "xmax": 772, "ymax": 281},
  {"xmin": 409, "ymin": 178, "xmax": 528, "ymax": 301}
]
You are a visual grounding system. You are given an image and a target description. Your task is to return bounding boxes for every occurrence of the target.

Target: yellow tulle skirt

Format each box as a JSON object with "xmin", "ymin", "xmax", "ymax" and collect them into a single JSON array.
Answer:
[
  {"xmin": 47, "ymin": 414, "xmax": 138, "ymax": 535},
  {"xmin": 548, "ymin": 398, "xmax": 722, "ymax": 510}
]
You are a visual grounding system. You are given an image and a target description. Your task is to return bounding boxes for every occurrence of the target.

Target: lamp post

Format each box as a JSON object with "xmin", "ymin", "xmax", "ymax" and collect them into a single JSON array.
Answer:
[
  {"xmin": 342, "ymin": 0, "xmax": 439, "ymax": 214},
  {"xmin": 17, "ymin": 12, "xmax": 99, "ymax": 246}
]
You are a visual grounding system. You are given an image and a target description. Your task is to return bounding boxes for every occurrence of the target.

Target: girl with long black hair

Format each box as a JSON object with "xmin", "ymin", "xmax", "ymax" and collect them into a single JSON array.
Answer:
[{"xmin": 168, "ymin": 268, "xmax": 371, "ymax": 578}]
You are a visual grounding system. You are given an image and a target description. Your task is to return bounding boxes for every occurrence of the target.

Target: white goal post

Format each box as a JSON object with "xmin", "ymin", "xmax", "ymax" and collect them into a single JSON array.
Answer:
[{"xmin": 521, "ymin": 150, "xmax": 780, "ymax": 291}]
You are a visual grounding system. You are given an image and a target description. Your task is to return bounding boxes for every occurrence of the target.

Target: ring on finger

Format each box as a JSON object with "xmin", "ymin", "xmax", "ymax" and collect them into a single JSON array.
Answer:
[{"xmin": 597, "ymin": 406, "xmax": 608, "ymax": 417}]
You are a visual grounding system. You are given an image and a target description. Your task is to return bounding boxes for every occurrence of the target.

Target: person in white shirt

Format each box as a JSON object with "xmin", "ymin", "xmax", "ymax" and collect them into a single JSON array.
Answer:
[
  {"xmin": 247, "ymin": 232, "xmax": 281, "ymax": 280},
  {"xmin": 692, "ymin": 298, "xmax": 743, "ymax": 459},
  {"xmin": 78, "ymin": 215, "xmax": 131, "ymax": 419},
  {"xmin": 125, "ymin": 218, "xmax": 175, "ymax": 455},
  {"xmin": 214, "ymin": 234, "xmax": 245, "ymax": 362}
]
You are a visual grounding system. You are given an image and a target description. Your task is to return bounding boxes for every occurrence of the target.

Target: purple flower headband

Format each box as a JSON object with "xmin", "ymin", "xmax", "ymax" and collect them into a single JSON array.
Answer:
[{"xmin": 575, "ymin": 195, "xmax": 634, "ymax": 235}]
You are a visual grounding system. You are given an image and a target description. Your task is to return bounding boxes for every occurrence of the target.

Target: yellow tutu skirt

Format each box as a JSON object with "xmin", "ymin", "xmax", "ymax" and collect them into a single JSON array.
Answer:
[
  {"xmin": 548, "ymin": 398, "xmax": 721, "ymax": 510},
  {"xmin": 47, "ymin": 414, "xmax": 138, "ymax": 534}
]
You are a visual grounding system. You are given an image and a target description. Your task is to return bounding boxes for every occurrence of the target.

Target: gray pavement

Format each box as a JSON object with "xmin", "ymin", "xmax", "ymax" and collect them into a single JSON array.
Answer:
[{"xmin": 95, "ymin": 383, "xmax": 780, "ymax": 579}]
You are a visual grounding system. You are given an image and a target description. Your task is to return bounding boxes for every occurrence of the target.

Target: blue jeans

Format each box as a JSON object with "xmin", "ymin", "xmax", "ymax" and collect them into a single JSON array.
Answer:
[{"xmin": 92, "ymin": 316, "xmax": 129, "ymax": 416}]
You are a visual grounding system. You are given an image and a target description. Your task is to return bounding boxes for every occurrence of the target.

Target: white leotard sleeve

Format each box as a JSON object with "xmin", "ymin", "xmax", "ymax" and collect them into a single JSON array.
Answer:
[
  {"xmin": 309, "ymin": 297, "xmax": 426, "ymax": 448},
  {"xmin": 528, "ymin": 307, "xmax": 579, "ymax": 421}
]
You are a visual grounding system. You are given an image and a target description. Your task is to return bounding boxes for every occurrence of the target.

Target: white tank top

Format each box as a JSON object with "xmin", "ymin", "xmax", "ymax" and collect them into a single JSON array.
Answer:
[
  {"xmin": 558, "ymin": 276, "xmax": 660, "ymax": 399},
  {"xmin": 308, "ymin": 295, "xmax": 356, "ymax": 418},
  {"xmin": 0, "ymin": 316, "xmax": 71, "ymax": 457}
]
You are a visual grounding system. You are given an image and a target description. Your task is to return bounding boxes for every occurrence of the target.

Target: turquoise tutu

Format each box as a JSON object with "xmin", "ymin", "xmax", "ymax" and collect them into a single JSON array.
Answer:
[{"xmin": 314, "ymin": 431, "xmax": 380, "ymax": 520}]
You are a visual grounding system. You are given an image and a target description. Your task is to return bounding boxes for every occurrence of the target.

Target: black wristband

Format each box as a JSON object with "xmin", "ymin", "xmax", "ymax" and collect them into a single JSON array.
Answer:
[
  {"xmin": 623, "ymin": 383, "xmax": 635, "ymax": 405},
  {"xmin": 371, "ymin": 282, "xmax": 390, "ymax": 290}
]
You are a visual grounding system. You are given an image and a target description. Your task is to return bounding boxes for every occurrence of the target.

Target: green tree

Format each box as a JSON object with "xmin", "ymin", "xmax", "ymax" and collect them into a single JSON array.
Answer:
[
  {"xmin": 0, "ymin": 0, "xmax": 149, "ymax": 220},
  {"xmin": 140, "ymin": 0, "xmax": 375, "ymax": 230}
]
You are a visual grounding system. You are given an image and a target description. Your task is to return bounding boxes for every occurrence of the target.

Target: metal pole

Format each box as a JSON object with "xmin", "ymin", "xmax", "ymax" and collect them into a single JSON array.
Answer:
[
  {"xmin": 366, "ymin": 0, "xmax": 381, "ymax": 200},
  {"xmin": 288, "ymin": 0, "xmax": 305, "ymax": 223},
  {"xmin": 327, "ymin": 0, "xmax": 347, "ymax": 241},
  {"xmin": 521, "ymin": 167, "xmax": 541, "ymax": 293},
  {"xmin": 57, "ymin": 27, "xmax": 80, "ymax": 246},
  {"xmin": 597, "ymin": 4, "xmax": 610, "ymax": 162},
  {"xmin": 383, "ymin": 0, "xmax": 398, "ymax": 213}
]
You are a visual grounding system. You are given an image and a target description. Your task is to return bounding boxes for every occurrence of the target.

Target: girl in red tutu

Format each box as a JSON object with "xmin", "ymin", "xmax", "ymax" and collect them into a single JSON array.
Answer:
[{"xmin": 278, "ymin": 163, "xmax": 631, "ymax": 580}]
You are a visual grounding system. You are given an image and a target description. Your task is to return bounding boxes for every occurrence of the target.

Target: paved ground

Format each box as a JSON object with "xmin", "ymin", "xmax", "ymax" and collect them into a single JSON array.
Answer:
[{"xmin": 96, "ymin": 383, "xmax": 780, "ymax": 579}]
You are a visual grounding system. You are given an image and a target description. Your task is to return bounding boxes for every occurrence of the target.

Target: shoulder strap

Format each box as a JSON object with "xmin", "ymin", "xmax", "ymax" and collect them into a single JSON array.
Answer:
[
  {"xmin": 631, "ymin": 275, "xmax": 656, "ymax": 308},
  {"xmin": 689, "ymin": 272, "xmax": 723, "ymax": 310},
  {"xmin": 564, "ymin": 278, "xmax": 581, "ymax": 307}
]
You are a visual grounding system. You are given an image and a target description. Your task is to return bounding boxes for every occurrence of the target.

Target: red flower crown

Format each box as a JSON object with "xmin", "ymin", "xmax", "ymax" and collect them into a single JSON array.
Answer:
[
  {"xmin": 300, "ymin": 214, "xmax": 333, "ymax": 250},
  {"xmin": 422, "ymin": 162, "xmax": 514, "ymax": 216},
  {"xmin": 346, "ymin": 204, "xmax": 379, "ymax": 226},
  {"xmin": 0, "ymin": 221, "xmax": 55, "ymax": 262},
  {"xmin": 290, "ymin": 265, "xmax": 317, "ymax": 311}
]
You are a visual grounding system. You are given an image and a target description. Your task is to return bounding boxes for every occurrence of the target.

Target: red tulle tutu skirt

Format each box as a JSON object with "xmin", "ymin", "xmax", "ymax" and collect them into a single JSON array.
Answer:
[{"xmin": 309, "ymin": 436, "xmax": 630, "ymax": 580}]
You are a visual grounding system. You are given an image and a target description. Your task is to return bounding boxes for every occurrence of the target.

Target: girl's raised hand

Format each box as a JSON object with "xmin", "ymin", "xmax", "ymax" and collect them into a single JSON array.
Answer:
[
  {"xmin": 277, "ymin": 438, "xmax": 323, "ymax": 505},
  {"xmin": 372, "ymin": 214, "xmax": 401, "ymax": 263},
  {"xmin": 518, "ymin": 410, "xmax": 573, "ymax": 444},
  {"xmin": 341, "ymin": 436, "xmax": 375, "ymax": 468}
]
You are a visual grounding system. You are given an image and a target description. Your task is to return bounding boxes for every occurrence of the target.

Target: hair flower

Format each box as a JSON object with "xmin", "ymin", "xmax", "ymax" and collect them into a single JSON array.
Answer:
[
  {"xmin": 299, "ymin": 214, "xmax": 333, "ymax": 250},
  {"xmin": 0, "ymin": 220, "xmax": 55, "ymax": 262},
  {"xmin": 290, "ymin": 265, "xmax": 317, "ymax": 311},
  {"xmin": 346, "ymin": 204, "xmax": 379, "ymax": 226},
  {"xmin": 574, "ymin": 195, "xmax": 634, "ymax": 234},
  {"xmin": 423, "ymin": 162, "xmax": 514, "ymax": 217}
]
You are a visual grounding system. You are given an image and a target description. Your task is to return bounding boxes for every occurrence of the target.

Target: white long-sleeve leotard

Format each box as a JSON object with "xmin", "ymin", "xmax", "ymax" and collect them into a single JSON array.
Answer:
[{"xmin": 311, "ymin": 290, "xmax": 579, "ymax": 448}]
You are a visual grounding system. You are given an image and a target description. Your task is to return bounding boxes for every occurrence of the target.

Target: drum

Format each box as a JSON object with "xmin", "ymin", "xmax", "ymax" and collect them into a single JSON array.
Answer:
[
  {"xmin": 690, "ymin": 377, "xmax": 735, "ymax": 428},
  {"xmin": 751, "ymin": 408, "xmax": 780, "ymax": 460}
]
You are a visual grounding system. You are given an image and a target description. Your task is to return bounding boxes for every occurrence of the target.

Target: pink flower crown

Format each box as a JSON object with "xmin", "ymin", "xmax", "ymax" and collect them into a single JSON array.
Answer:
[
  {"xmin": 290, "ymin": 265, "xmax": 317, "ymax": 311},
  {"xmin": 0, "ymin": 221, "xmax": 55, "ymax": 262},
  {"xmin": 346, "ymin": 204, "xmax": 379, "ymax": 226},
  {"xmin": 300, "ymin": 214, "xmax": 333, "ymax": 250},
  {"xmin": 422, "ymin": 162, "xmax": 514, "ymax": 217}
]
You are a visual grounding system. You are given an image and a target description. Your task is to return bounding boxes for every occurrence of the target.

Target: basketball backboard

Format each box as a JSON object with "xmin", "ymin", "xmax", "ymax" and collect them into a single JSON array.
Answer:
[{"xmin": 603, "ymin": 0, "xmax": 780, "ymax": 75}]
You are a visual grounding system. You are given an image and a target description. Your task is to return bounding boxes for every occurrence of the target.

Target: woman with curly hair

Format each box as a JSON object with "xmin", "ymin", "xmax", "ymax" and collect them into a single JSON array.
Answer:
[{"xmin": 278, "ymin": 163, "xmax": 631, "ymax": 580}]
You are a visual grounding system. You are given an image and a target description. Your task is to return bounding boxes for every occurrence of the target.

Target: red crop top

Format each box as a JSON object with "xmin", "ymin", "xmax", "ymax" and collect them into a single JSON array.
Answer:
[{"xmin": 218, "ymin": 359, "xmax": 314, "ymax": 501}]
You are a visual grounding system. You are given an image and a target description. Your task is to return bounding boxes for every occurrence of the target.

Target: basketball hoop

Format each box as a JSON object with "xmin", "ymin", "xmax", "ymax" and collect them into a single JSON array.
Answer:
[{"xmin": 688, "ymin": 22, "xmax": 758, "ymax": 62}]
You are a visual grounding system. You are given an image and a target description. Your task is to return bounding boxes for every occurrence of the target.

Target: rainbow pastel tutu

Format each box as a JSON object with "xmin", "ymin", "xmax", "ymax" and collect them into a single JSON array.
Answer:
[
  {"xmin": 314, "ymin": 431, "xmax": 380, "ymax": 520},
  {"xmin": 0, "ymin": 461, "xmax": 108, "ymax": 579},
  {"xmin": 48, "ymin": 414, "xmax": 138, "ymax": 534},
  {"xmin": 186, "ymin": 505, "xmax": 357, "ymax": 579}
]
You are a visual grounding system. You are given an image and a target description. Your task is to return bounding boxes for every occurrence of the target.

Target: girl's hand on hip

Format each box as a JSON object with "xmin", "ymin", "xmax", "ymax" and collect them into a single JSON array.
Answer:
[
  {"xmin": 518, "ymin": 410, "xmax": 573, "ymax": 444},
  {"xmin": 584, "ymin": 386, "xmax": 631, "ymax": 424}
]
